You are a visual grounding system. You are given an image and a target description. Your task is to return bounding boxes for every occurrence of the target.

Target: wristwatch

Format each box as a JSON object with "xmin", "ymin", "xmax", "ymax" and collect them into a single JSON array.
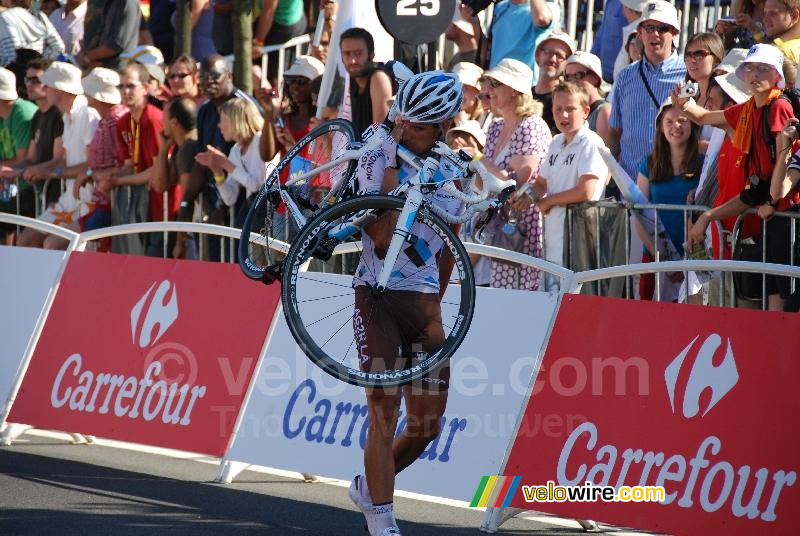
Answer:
[
  {"xmin": 52, "ymin": 166, "xmax": 62, "ymax": 177},
  {"xmin": 86, "ymin": 168, "xmax": 93, "ymax": 178}
]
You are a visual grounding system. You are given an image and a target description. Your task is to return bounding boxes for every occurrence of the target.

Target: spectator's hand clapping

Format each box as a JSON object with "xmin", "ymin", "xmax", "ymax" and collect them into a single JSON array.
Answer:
[{"xmin": 195, "ymin": 145, "xmax": 230, "ymax": 176}]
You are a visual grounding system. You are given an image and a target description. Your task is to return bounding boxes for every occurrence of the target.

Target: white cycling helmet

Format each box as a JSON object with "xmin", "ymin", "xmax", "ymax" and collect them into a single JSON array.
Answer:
[{"xmin": 394, "ymin": 70, "xmax": 463, "ymax": 124}]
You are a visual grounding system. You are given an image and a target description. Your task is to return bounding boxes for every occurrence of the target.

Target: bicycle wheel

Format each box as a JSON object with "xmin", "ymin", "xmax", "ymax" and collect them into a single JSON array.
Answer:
[
  {"xmin": 239, "ymin": 118, "xmax": 358, "ymax": 281},
  {"xmin": 281, "ymin": 195, "xmax": 475, "ymax": 388}
]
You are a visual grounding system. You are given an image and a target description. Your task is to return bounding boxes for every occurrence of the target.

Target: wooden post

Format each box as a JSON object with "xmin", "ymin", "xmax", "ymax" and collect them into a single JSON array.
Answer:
[
  {"xmin": 233, "ymin": 0, "xmax": 253, "ymax": 94},
  {"xmin": 173, "ymin": 0, "xmax": 192, "ymax": 59}
]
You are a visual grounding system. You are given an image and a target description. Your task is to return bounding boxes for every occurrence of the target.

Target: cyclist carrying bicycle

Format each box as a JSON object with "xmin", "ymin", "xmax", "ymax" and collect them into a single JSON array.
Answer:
[{"xmin": 347, "ymin": 71, "xmax": 464, "ymax": 536}]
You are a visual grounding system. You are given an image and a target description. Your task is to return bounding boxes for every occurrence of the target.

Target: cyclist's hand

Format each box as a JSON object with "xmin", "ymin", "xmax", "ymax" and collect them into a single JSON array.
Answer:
[{"xmin": 381, "ymin": 131, "xmax": 399, "ymax": 168}]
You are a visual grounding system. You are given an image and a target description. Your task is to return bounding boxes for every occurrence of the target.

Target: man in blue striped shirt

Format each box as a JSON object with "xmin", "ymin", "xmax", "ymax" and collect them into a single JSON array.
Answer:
[{"xmin": 610, "ymin": 0, "xmax": 686, "ymax": 187}]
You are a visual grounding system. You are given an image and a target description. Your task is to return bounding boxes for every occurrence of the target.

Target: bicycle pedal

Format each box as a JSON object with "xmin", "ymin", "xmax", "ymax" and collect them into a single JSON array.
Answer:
[{"xmin": 260, "ymin": 261, "xmax": 284, "ymax": 285}]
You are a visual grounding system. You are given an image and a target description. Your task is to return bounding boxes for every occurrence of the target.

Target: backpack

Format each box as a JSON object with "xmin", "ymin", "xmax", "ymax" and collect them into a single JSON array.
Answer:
[{"xmin": 761, "ymin": 88, "xmax": 800, "ymax": 162}]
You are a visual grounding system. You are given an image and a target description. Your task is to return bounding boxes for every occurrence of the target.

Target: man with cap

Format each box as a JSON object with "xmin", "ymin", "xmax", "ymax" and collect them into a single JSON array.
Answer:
[
  {"xmin": 534, "ymin": 30, "xmax": 574, "ymax": 134},
  {"xmin": 80, "ymin": 0, "xmax": 139, "ymax": 69},
  {"xmin": 564, "ymin": 52, "xmax": 612, "ymax": 146},
  {"xmin": 120, "ymin": 44, "xmax": 168, "ymax": 104},
  {"xmin": 609, "ymin": 0, "xmax": 686, "ymax": 196},
  {"xmin": 0, "ymin": 65, "xmax": 36, "ymax": 243},
  {"xmin": 19, "ymin": 61, "xmax": 100, "ymax": 249},
  {"xmin": 72, "ymin": 67, "xmax": 126, "ymax": 234},
  {"xmin": 96, "ymin": 61, "xmax": 166, "ymax": 256},
  {"xmin": 678, "ymin": 43, "xmax": 796, "ymax": 311}
]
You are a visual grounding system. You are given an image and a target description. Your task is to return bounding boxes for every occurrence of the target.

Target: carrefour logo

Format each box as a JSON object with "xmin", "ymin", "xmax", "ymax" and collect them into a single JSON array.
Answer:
[
  {"xmin": 130, "ymin": 280, "xmax": 178, "ymax": 348},
  {"xmin": 664, "ymin": 334, "xmax": 739, "ymax": 419}
]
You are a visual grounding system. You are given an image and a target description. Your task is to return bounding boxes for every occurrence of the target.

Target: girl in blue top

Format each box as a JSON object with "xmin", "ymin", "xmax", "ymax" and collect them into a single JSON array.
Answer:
[{"xmin": 636, "ymin": 102, "xmax": 703, "ymax": 301}]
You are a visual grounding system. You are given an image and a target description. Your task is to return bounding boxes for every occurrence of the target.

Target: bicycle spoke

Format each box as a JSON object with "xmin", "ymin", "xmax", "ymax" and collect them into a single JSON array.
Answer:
[
  {"xmin": 321, "ymin": 312, "xmax": 356, "ymax": 349},
  {"xmin": 297, "ymin": 274, "xmax": 354, "ymax": 289},
  {"xmin": 298, "ymin": 292, "xmax": 354, "ymax": 304},
  {"xmin": 305, "ymin": 302, "xmax": 354, "ymax": 328}
]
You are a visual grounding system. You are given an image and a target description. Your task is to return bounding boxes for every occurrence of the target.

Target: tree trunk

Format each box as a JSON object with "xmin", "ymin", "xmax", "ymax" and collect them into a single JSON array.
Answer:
[
  {"xmin": 233, "ymin": 0, "xmax": 253, "ymax": 94},
  {"xmin": 174, "ymin": 0, "xmax": 192, "ymax": 59}
]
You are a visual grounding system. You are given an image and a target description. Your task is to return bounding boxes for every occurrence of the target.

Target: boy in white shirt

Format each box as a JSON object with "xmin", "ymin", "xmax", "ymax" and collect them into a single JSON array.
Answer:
[{"xmin": 516, "ymin": 81, "xmax": 608, "ymax": 290}]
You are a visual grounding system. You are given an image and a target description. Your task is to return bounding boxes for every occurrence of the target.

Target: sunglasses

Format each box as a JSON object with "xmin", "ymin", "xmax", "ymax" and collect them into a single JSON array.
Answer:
[
  {"xmin": 285, "ymin": 77, "xmax": 310, "ymax": 86},
  {"xmin": 117, "ymin": 83, "xmax": 142, "ymax": 90},
  {"xmin": 684, "ymin": 49, "xmax": 713, "ymax": 61},
  {"xmin": 200, "ymin": 71, "xmax": 226, "ymax": 82},
  {"xmin": 564, "ymin": 70, "xmax": 592, "ymax": 82},
  {"xmin": 168, "ymin": 72, "xmax": 191, "ymax": 81},
  {"xmin": 642, "ymin": 24, "xmax": 673, "ymax": 34},
  {"xmin": 24, "ymin": 76, "xmax": 41, "ymax": 85}
]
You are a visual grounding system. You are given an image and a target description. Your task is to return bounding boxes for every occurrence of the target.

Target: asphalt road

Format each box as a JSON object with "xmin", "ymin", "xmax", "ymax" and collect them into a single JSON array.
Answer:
[{"xmin": 0, "ymin": 430, "xmax": 621, "ymax": 536}]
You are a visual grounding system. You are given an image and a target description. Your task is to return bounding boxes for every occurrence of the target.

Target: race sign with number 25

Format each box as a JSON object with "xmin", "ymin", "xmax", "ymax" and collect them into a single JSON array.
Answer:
[{"xmin": 376, "ymin": 0, "xmax": 456, "ymax": 45}]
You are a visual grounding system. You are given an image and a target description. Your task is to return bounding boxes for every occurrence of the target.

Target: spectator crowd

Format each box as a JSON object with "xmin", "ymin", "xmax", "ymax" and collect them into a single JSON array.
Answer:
[{"xmin": 0, "ymin": 0, "xmax": 798, "ymax": 311}]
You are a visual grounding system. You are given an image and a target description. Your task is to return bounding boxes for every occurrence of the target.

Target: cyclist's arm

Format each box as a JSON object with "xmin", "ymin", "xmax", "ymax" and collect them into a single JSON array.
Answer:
[{"xmin": 357, "ymin": 149, "xmax": 398, "ymax": 250}]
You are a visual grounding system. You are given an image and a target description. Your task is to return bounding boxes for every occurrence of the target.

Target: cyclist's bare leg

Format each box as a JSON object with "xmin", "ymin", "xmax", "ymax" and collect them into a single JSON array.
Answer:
[
  {"xmin": 393, "ymin": 387, "xmax": 448, "ymax": 474},
  {"xmin": 364, "ymin": 387, "xmax": 402, "ymax": 504}
]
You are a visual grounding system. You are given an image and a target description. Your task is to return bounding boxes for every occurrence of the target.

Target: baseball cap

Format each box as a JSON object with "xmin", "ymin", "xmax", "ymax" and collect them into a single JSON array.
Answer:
[
  {"xmin": 638, "ymin": 1, "xmax": 680, "ymax": 32},
  {"xmin": 735, "ymin": 43, "xmax": 785, "ymax": 89},
  {"xmin": 483, "ymin": 58, "xmax": 533, "ymax": 96},
  {"xmin": 284, "ymin": 55, "xmax": 325, "ymax": 80},
  {"xmin": 446, "ymin": 119, "xmax": 486, "ymax": 149},
  {"xmin": 82, "ymin": 67, "xmax": 121, "ymax": 105},
  {"xmin": 451, "ymin": 62, "xmax": 483, "ymax": 90},
  {"xmin": 0, "ymin": 67, "xmax": 17, "ymax": 100},
  {"xmin": 41, "ymin": 61, "xmax": 83, "ymax": 95}
]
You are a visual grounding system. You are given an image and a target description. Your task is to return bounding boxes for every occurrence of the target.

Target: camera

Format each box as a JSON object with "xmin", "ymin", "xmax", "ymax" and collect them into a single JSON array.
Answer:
[
  {"xmin": 677, "ymin": 81, "xmax": 699, "ymax": 99},
  {"xmin": 462, "ymin": 0, "xmax": 496, "ymax": 16},
  {"xmin": 273, "ymin": 117, "xmax": 285, "ymax": 129}
]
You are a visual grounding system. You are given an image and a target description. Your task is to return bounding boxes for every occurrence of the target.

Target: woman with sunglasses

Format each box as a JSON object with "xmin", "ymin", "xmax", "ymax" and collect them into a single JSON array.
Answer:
[
  {"xmin": 481, "ymin": 58, "xmax": 551, "ymax": 291},
  {"xmin": 683, "ymin": 33, "xmax": 725, "ymax": 110},
  {"xmin": 563, "ymin": 52, "xmax": 612, "ymax": 148},
  {"xmin": 259, "ymin": 55, "xmax": 324, "ymax": 240},
  {"xmin": 166, "ymin": 55, "xmax": 204, "ymax": 105}
]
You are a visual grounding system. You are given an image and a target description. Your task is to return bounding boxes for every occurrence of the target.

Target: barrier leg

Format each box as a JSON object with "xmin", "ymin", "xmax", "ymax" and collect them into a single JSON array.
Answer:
[
  {"xmin": 576, "ymin": 519, "xmax": 600, "ymax": 531},
  {"xmin": 0, "ymin": 422, "xmax": 31, "ymax": 446},
  {"xmin": 300, "ymin": 473, "xmax": 319, "ymax": 482},
  {"xmin": 213, "ymin": 458, "xmax": 251, "ymax": 484},
  {"xmin": 479, "ymin": 507, "xmax": 523, "ymax": 533}
]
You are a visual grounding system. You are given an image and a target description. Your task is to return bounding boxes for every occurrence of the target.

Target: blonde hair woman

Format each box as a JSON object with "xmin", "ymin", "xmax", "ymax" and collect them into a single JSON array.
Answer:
[
  {"xmin": 195, "ymin": 97, "xmax": 265, "ymax": 226},
  {"xmin": 480, "ymin": 58, "xmax": 551, "ymax": 291}
]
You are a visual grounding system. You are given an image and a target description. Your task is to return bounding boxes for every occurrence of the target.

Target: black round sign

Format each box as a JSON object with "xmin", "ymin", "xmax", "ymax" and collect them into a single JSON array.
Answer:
[{"xmin": 376, "ymin": 0, "xmax": 457, "ymax": 45}]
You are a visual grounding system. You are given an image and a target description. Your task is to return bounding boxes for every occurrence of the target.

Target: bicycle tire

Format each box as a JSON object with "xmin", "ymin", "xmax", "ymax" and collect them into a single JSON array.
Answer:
[
  {"xmin": 281, "ymin": 195, "xmax": 476, "ymax": 388},
  {"xmin": 239, "ymin": 118, "xmax": 359, "ymax": 280}
]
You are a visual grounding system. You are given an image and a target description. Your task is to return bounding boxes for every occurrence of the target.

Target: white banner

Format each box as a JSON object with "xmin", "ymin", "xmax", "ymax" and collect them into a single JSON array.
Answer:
[
  {"xmin": 226, "ymin": 276, "xmax": 559, "ymax": 502},
  {"xmin": 0, "ymin": 246, "xmax": 66, "ymax": 409}
]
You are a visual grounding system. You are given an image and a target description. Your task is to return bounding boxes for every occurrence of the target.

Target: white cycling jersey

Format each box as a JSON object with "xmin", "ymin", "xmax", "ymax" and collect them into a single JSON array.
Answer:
[{"xmin": 352, "ymin": 145, "xmax": 464, "ymax": 293}]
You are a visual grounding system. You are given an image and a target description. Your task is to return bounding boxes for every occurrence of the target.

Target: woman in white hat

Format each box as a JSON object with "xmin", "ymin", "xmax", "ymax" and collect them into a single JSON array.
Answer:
[
  {"xmin": 481, "ymin": 57, "xmax": 551, "ymax": 291},
  {"xmin": 259, "ymin": 54, "xmax": 325, "ymax": 240},
  {"xmin": 564, "ymin": 52, "xmax": 612, "ymax": 147}
]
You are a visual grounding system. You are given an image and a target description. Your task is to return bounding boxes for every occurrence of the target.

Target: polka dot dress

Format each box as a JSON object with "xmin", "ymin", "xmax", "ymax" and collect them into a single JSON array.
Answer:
[{"xmin": 484, "ymin": 115, "xmax": 551, "ymax": 291}]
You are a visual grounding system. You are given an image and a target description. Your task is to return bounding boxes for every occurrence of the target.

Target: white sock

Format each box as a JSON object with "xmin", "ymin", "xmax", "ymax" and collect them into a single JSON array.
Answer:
[
  {"xmin": 371, "ymin": 502, "xmax": 397, "ymax": 535},
  {"xmin": 360, "ymin": 474, "xmax": 373, "ymax": 504}
]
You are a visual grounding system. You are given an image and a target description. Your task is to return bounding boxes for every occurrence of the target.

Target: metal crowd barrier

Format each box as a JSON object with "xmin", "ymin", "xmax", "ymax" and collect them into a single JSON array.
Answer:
[{"xmin": 223, "ymin": 33, "xmax": 312, "ymax": 90}]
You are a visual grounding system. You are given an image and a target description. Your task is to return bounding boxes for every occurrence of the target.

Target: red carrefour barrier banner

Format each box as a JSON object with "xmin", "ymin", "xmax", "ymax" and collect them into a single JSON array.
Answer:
[
  {"xmin": 8, "ymin": 251, "xmax": 280, "ymax": 456},
  {"xmin": 503, "ymin": 294, "xmax": 799, "ymax": 535}
]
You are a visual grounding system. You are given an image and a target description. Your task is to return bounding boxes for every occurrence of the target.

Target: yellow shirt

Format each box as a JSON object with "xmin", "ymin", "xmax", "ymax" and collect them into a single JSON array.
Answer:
[{"xmin": 773, "ymin": 36, "xmax": 800, "ymax": 64}]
